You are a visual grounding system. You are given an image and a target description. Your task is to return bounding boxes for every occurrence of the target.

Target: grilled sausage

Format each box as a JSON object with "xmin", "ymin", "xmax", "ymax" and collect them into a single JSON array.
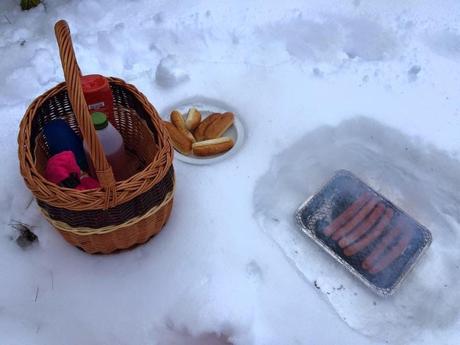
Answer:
[
  {"xmin": 323, "ymin": 193, "xmax": 372, "ymax": 236},
  {"xmin": 362, "ymin": 224, "xmax": 402, "ymax": 271},
  {"xmin": 344, "ymin": 207, "xmax": 394, "ymax": 256},
  {"xmin": 368, "ymin": 228, "xmax": 413, "ymax": 274},
  {"xmin": 331, "ymin": 198, "xmax": 379, "ymax": 241},
  {"xmin": 338, "ymin": 203, "xmax": 385, "ymax": 248}
]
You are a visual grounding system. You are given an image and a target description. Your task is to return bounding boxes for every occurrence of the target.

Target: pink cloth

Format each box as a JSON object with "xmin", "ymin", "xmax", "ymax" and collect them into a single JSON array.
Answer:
[
  {"xmin": 77, "ymin": 176, "xmax": 101, "ymax": 190},
  {"xmin": 45, "ymin": 151, "xmax": 100, "ymax": 190},
  {"xmin": 45, "ymin": 151, "xmax": 80, "ymax": 185}
]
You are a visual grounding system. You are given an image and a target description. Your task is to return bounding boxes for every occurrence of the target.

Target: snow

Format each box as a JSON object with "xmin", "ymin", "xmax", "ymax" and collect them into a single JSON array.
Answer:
[
  {"xmin": 155, "ymin": 55, "xmax": 189, "ymax": 88},
  {"xmin": 1, "ymin": 0, "xmax": 460, "ymax": 344},
  {"xmin": 254, "ymin": 117, "xmax": 460, "ymax": 344}
]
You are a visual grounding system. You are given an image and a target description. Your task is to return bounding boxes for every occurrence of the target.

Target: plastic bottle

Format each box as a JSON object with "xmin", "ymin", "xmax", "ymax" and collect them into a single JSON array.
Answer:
[
  {"xmin": 81, "ymin": 75, "xmax": 114, "ymax": 124},
  {"xmin": 89, "ymin": 112, "xmax": 132, "ymax": 181}
]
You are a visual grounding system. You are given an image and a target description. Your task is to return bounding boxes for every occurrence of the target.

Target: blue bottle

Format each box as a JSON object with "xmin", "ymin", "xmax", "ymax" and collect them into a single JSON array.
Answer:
[{"xmin": 43, "ymin": 119, "xmax": 88, "ymax": 171}]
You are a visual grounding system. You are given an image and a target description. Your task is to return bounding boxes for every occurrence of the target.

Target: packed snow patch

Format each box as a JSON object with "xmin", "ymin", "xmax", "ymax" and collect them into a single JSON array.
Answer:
[{"xmin": 254, "ymin": 117, "xmax": 460, "ymax": 345}]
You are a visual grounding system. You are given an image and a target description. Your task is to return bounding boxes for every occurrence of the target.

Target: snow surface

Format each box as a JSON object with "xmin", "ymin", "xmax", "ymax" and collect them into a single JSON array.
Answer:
[
  {"xmin": 1, "ymin": 0, "xmax": 460, "ymax": 344},
  {"xmin": 254, "ymin": 118, "xmax": 460, "ymax": 344}
]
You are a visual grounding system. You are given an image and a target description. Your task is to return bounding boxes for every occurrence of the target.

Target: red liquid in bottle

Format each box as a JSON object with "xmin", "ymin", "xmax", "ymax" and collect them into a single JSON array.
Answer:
[
  {"xmin": 86, "ymin": 112, "xmax": 136, "ymax": 182},
  {"xmin": 106, "ymin": 146, "xmax": 135, "ymax": 181}
]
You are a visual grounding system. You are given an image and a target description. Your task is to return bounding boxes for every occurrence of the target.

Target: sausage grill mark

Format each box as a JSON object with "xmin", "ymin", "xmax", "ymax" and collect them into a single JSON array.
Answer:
[
  {"xmin": 362, "ymin": 224, "xmax": 402, "ymax": 271},
  {"xmin": 368, "ymin": 228, "xmax": 413, "ymax": 274},
  {"xmin": 338, "ymin": 203, "xmax": 386, "ymax": 248},
  {"xmin": 343, "ymin": 207, "xmax": 394, "ymax": 257},
  {"xmin": 331, "ymin": 198, "xmax": 379, "ymax": 241},
  {"xmin": 323, "ymin": 193, "xmax": 371, "ymax": 236},
  {"xmin": 320, "ymin": 191, "xmax": 416, "ymax": 276}
]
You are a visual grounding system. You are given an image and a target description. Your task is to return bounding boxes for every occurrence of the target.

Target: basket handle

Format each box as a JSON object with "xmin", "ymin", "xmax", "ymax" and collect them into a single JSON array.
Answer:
[{"xmin": 54, "ymin": 20, "xmax": 116, "ymax": 191}]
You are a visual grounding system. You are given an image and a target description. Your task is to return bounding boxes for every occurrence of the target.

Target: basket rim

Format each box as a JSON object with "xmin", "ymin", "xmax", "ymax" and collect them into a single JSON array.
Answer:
[{"xmin": 18, "ymin": 77, "xmax": 173, "ymax": 211}]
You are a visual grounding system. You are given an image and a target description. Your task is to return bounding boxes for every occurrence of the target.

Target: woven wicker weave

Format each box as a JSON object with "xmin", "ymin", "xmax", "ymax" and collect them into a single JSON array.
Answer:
[{"xmin": 18, "ymin": 20, "xmax": 175, "ymax": 254}]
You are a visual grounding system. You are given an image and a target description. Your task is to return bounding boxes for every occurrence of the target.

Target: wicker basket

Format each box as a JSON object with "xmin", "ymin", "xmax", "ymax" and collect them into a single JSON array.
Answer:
[{"xmin": 18, "ymin": 20, "xmax": 175, "ymax": 254}]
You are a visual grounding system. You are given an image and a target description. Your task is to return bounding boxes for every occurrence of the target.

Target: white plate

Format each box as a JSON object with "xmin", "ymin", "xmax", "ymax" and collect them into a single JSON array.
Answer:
[{"xmin": 160, "ymin": 96, "xmax": 245, "ymax": 165}]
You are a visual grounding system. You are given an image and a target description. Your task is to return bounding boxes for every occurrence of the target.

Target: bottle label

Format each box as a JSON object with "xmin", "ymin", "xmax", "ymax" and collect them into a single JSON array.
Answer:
[{"xmin": 88, "ymin": 102, "xmax": 105, "ymax": 110}]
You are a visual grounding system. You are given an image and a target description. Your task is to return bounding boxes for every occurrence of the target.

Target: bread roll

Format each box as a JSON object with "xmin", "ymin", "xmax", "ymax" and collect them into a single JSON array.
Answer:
[
  {"xmin": 192, "ymin": 137, "xmax": 234, "ymax": 156},
  {"xmin": 170, "ymin": 110, "xmax": 195, "ymax": 142},
  {"xmin": 170, "ymin": 110, "xmax": 186, "ymax": 129},
  {"xmin": 204, "ymin": 112, "xmax": 234, "ymax": 140},
  {"xmin": 180, "ymin": 127, "xmax": 196, "ymax": 143},
  {"xmin": 186, "ymin": 107, "xmax": 202, "ymax": 131},
  {"xmin": 194, "ymin": 113, "xmax": 220, "ymax": 141},
  {"xmin": 164, "ymin": 121, "xmax": 192, "ymax": 155}
]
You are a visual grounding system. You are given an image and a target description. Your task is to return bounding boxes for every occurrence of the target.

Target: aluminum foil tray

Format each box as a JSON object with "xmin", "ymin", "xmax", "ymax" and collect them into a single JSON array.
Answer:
[{"xmin": 295, "ymin": 170, "xmax": 432, "ymax": 296}]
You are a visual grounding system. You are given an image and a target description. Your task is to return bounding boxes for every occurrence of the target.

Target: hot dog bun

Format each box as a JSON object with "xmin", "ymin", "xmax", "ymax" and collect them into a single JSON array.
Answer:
[
  {"xmin": 194, "ymin": 113, "xmax": 220, "ymax": 141},
  {"xmin": 170, "ymin": 110, "xmax": 195, "ymax": 142},
  {"xmin": 179, "ymin": 126, "xmax": 196, "ymax": 143},
  {"xmin": 164, "ymin": 121, "xmax": 192, "ymax": 155},
  {"xmin": 204, "ymin": 112, "xmax": 234, "ymax": 140},
  {"xmin": 170, "ymin": 110, "xmax": 186, "ymax": 129},
  {"xmin": 186, "ymin": 107, "xmax": 202, "ymax": 131},
  {"xmin": 192, "ymin": 137, "xmax": 234, "ymax": 156}
]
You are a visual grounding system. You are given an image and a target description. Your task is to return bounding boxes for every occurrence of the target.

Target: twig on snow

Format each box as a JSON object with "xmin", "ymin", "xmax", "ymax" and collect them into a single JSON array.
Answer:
[
  {"xmin": 34, "ymin": 286, "xmax": 39, "ymax": 302},
  {"xmin": 3, "ymin": 15, "xmax": 12, "ymax": 24}
]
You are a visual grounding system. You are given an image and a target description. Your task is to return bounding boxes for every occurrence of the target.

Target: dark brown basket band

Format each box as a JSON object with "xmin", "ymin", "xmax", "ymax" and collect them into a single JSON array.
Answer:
[{"xmin": 37, "ymin": 167, "xmax": 174, "ymax": 228}]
